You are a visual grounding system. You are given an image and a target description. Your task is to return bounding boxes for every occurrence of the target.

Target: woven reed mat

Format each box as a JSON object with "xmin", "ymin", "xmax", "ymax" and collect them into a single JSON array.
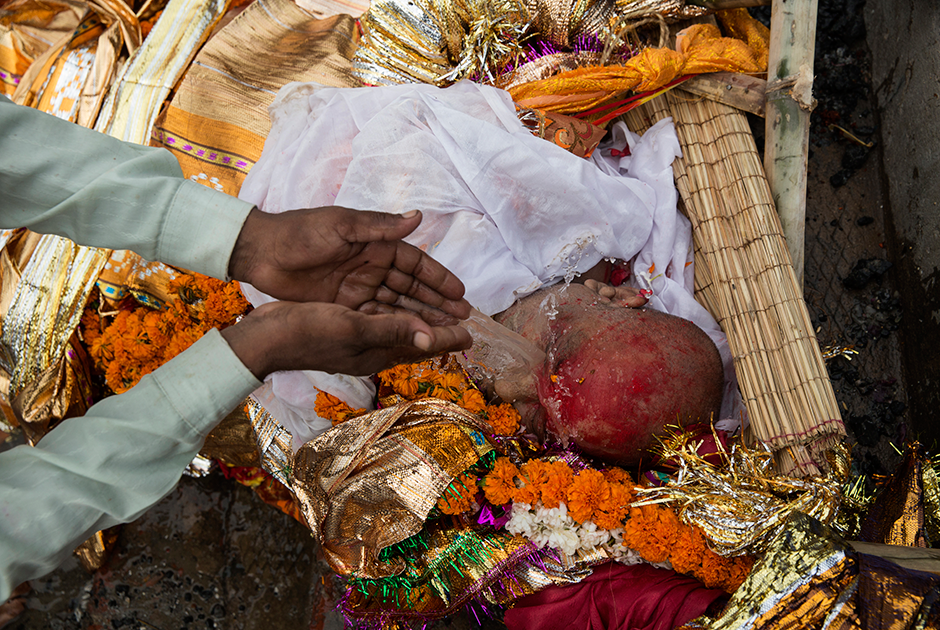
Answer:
[{"xmin": 624, "ymin": 91, "xmax": 845, "ymax": 477}]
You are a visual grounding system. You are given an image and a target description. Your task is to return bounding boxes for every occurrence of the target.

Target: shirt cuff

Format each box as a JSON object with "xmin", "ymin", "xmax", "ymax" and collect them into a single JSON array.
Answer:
[
  {"xmin": 158, "ymin": 180, "xmax": 255, "ymax": 279},
  {"xmin": 151, "ymin": 328, "xmax": 262, "ymax": 438}
]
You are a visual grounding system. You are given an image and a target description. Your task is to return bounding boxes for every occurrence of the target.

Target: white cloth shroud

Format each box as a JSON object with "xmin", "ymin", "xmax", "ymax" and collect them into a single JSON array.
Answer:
[{"xmin": 239, "ymin": 80, "xmax": 745, "ymax": 448}]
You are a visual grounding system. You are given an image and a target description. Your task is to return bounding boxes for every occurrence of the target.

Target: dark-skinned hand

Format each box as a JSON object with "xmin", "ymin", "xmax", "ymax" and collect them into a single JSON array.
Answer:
[
  {"xmin": 228, "ymin": 207, "xmax": 471, "ymax": 321},
  {"xmin": 220, "ymin": 301, "xmax": 472, "ymax": 380}
]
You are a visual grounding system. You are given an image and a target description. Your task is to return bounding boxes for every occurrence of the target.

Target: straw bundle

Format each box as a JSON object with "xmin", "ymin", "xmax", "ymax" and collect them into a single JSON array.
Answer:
[{"xmin": 624, "ymin": 91, "xmax": 844, "ymax": 477}]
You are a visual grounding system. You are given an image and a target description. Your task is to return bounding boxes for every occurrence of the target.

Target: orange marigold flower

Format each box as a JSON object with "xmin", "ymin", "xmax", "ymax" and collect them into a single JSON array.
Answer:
[
  {"xmin": 567, "ymin": 469, "xmax": 611, "ymax": 524},
  {"xmin": 511, "ymin": 459, "xmax": 551, "ymax": 505},
  {"xmin": 485, "ymin": 403, "xmax": 521, "ymax": 436},
  {"xmin": 457, "ymin": 388, "xmax": 487, "ymax": 414},
  {"xmin": 603, "ymin": 467, "xmax": 634, "ymax": 486},
  {"xmin": 431, "ymin": 372, "xmax": 465, "ymax": 392},
  {"xmin": 482, "ymin": 457, "xmax": 519, "ymax": 506},
  {"xmin": 668, "ymin": 526, "xmax": 707, "ymax": 575},
  {"xmin": 437, "ymin": 473, "xmax": 477, "ymax": 515},
  {"xmin": 314, "ymin": 390, "xmax": 366, "ymax": 425},
  {"xmin": 540, "ymin": 461, "xmax": 574, "ymax": 509},
  {"xmin": 594, "ymin": 482, "xmax": 634, "ymax": 530}
]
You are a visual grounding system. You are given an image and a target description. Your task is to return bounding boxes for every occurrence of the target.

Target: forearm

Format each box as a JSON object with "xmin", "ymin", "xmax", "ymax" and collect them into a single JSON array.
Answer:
[
  {"xmin": 0, "ymin": 96, "xmax": 254, "ymax": 279},
  {"xmin": 0, "ymin": 330, "xmax": 260, "ymax": 599}
]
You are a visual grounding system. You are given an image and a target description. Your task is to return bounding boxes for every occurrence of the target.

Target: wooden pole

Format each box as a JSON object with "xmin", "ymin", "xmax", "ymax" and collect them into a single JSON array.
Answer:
[{"xmin": 763, "ymin": 0, "xmax": 817, "ymax": 287}]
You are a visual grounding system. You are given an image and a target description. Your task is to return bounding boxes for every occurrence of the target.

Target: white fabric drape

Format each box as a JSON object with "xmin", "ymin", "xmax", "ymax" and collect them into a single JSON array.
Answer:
[{"xmin": 239, "ymin": 80, "xmax": 744, "ymax": 448}]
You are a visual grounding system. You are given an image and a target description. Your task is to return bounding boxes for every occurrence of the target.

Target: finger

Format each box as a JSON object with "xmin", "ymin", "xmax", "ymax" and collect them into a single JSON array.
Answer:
[
  {"xmin": 355, "ymin": 315, "xmax": 470, "ymax": 365},
  {"xmin": 599, "ymin": 285, "xmax": 616, "ymax": 299},
  {"xmin": 616, "ymin": 291, "xmax": 649, "ymax": 308},
  {"xmin": 359, "ymin": 298, "xmax": 460, "ymax": 326},
  {"xmin": 340, "ymin": 207, "xmax": 423, "ymax": 243},
  {"xmin": 383, "ymin": 265, "xmax": 471, "ymax": 319},
  {"xmin": 390, "ymin": 242, "xmax": 469, "ymax": 303}
]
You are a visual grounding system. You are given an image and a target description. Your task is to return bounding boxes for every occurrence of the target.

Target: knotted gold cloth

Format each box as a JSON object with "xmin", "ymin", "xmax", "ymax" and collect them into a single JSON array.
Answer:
[
  {"xmin": 509, "ymin": 22, "xmax": 765, "ymax": 114},
  {"xmin": 686, "ymin": 512, "xmax": 940, "ymax": 630},
  {"xmin": 289, "ymin": 399, "xmax": 494, "ymax": 579}
]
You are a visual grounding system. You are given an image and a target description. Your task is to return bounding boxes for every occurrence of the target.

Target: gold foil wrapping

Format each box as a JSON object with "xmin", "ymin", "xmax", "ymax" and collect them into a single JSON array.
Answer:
[
  {"xmin": 858, "ymin": 443, "xmax": 931, "ymax": 547},
  {"xmin": 0, "ymin": 231, "xmax": 108, "ymax": 443},
  {"xmin": 637, "ymin": 435, "xmax": 847, "ymax": 556},
  {"xmin": 290, "ymin": 399, "xmax": 493, "ymax": 579},
  {"xmin": 697, "ymin": 512, "xmax": 940, "ymax": 630},
  {"xmin": 354, "ymin": 0, "xmax": 705, "ymax": 88}
]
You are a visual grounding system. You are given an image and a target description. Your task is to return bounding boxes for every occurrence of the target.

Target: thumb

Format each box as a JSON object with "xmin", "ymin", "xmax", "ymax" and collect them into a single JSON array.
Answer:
[{"xmin": 343, "ymin": 208, "xmax": 422, "ymax": 243}]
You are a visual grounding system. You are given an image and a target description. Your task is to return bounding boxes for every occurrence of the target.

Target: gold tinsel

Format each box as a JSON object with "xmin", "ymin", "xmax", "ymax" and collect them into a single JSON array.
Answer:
[{"xmin": 634, "ymin": 428, "xmax": 848, "ymax": 556}]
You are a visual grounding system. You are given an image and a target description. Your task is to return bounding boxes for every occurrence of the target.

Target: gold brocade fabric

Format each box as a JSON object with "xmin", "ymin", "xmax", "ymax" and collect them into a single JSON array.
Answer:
[
  {"xmin": 0, "ymin": 0, "xmax": 84, "ymax": 97},
  {"xmin": 150, "ymin": 0, "xmax": 360, "ymax": 196},
  {"xmin": 12, "ymin": 0, "xmax": 142, "ymax": 128},
  {"xmin": 692, "ymin": 512, "xmax": 940, "ymax": 630},
  {"xmin": 105, "ymin": 0, "xmax": 360, "ymax": 311},
  {"xmin": 94, "ymin": 0, "xmax": 231, "ymax": 143},
  {"xmin": 858, "ymin": 443, "xmax": 930, "ymax": 547},
  {"xmin": 344, "ymin": 522, "xmax": 588, "ymax": 623},
  {"xmin": 509, "ymin": 22, "xmax": 765, "ymax": 114},
  {"xmin": 0, "ymin": 230, "xmax": 108, "ymax": 443},
  {"xmin": 72, "ymin": 525, "xmax": 120, "ymax": 571},
  {"xmin": 290, "ymin": 399, "xmax": 493, "ymax": 579},
  {"xmin": 200, "ymin": 404, "xmax": 262, "ymax": 469}
]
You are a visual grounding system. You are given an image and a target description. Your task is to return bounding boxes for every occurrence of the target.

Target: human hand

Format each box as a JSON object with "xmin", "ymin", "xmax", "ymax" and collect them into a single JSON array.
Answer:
[
  {"xmin": 228, "ymin": 207, "xmax": 471, "ymax": 320},
  {"xmin": 220, "ymin": 300, "xmax": 472, "ymax": 380},
  {"xmin": 582, "ymin": 279, "xmax": 649, "ymax": 308}
]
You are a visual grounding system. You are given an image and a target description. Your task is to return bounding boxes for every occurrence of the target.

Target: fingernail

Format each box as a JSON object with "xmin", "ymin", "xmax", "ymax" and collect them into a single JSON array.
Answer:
[
  {"xmin": 402, "ymin": 210, "xmax": 419, "ymax": 219},
  {"xmin": 413, "ymin": 331, "xmax": 432, "ymax": 350}
]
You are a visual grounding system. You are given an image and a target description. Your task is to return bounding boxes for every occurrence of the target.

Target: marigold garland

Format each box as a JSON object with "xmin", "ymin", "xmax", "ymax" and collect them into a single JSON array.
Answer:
[
  {"xmin": 81, "ymin": 275, "xmax": 249, "ymax": 394},
  {"xmin": 481, "ymin": 455, "xmax": 752, "ymax": 592},
  {"xmin": 374, "ymin": 357, "xmax": 521, "ymax": 436}
]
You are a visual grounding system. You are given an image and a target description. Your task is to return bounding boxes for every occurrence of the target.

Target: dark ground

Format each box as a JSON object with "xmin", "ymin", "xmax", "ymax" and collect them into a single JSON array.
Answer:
[{"xmin": 1, "ymin": 0, "xmax": 915, "ymax": 627}]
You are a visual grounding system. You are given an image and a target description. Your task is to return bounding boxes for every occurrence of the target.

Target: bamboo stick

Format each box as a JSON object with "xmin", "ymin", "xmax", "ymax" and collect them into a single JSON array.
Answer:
[{"xmin": 763, "ymin": 0, "xmax": 818, "ymax": 287}]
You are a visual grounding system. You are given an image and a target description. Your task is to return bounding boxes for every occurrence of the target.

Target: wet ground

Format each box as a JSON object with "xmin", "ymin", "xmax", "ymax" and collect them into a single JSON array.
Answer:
[{"xmin": 1, "ymin": 0, "xmax": 915, "ymax": 627}]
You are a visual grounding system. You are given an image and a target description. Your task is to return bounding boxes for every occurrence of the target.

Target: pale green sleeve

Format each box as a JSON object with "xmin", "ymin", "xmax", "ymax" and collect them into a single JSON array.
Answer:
[
  {"xmin": 0, "ymin": 330, "xmax": 261, "ymax": 599},
  {"xmin": 0, "ymin": 96, "xmax": 263, "ymax": 599},
  {"xmin": 0, "ymin": 95, "xmax": 254, "ymax": 280}
]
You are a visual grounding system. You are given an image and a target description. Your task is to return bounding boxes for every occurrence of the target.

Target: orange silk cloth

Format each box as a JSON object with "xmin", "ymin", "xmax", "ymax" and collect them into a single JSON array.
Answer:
[{"xmin": 510, "ymin": 13, "xmax": 769, "ymax": 115}]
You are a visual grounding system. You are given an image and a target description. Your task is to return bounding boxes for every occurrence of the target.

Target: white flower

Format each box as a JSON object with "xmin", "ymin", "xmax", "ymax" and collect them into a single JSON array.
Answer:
[
  {"xmin": 506, "ymin": 502, "xmax": 536, "ymax": 538},
  {"xmin": 577, "ymin": 521, "xmax": 611, "ymax": 551},
  {"xmin": 548, "ymin": 528, "xmax": 581, "ymax": 556}
]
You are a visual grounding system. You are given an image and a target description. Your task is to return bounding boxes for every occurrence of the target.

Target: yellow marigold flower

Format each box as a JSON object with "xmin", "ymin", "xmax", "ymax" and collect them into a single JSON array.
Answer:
[
  {"xmin": 483, "ymin": 457, "xmax": 519, "ymax": 506},
  {"xmin": 486, "ymin": 403, "xmax": 521, "ymax": 435},
  {"xmin": 432, "ymin": 372, "xmax": 465, "ymax": 392},
  {"xmin": 437, "ymin": 473, "xmax": 477, "ymax": 515},
  {"xmin": 567, "ymin": 469, "xmax": 611, "ymax": 524}
]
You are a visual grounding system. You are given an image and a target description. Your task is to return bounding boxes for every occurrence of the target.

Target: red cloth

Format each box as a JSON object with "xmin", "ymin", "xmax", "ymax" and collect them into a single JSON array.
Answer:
[{"xmin": 504, "ymin": 562, "xmax": 726, "ymax": 630}]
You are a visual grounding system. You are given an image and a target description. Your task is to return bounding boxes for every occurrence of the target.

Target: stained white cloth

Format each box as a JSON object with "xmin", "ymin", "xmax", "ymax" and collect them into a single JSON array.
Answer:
[{"xmin": 239, "ymin": 81, "xmax": 744, "ymax": 447}]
